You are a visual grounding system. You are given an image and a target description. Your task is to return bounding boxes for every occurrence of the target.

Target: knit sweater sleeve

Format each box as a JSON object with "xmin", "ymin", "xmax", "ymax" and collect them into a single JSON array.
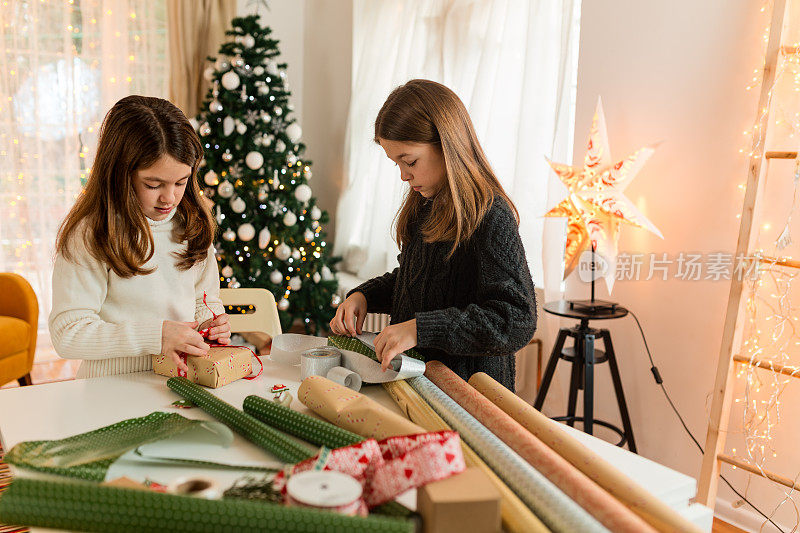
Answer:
[
  {"xmin": 48, "ymin": 237, "xmax": 164, "ymax": 360},
  {"xmin": 415, "ymin": 205, "xmax": 537, "ymax": 356},
  {"xmin": 347, "ymin": 267, "xmax": 398, "ymax": 314},
  {"xmin": 195, "ymin": 246, "xmax": 225, "ymax": 325}
]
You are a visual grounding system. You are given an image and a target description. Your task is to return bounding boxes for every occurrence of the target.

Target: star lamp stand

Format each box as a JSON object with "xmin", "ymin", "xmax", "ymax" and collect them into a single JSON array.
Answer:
[{"xmin": 568, "ymin": 244, "xmax": 618, "ymax": 314}]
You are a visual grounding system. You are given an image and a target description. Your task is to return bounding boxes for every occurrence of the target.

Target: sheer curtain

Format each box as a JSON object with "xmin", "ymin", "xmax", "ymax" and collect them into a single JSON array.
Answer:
[
  {"xmin": 0, "ymin": 1, "xmax": 167, "ymax": 346},
  {"xmin": 335, "ymin": 0, "xmax": 580, "ymax": 299}
]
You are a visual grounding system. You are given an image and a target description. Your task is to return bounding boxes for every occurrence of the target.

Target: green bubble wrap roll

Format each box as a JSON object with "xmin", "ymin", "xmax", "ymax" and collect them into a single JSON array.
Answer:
[
  {"xmin": 166, "ymin": 377, "xmax": 314, "ymax": 464},
  {"xmin": 243, "ymin": 395, "xmax": 363, "ymax": 448},
  {"xmin": 0, "ymin": 477, "xmax": 414, "ymax": 533}
]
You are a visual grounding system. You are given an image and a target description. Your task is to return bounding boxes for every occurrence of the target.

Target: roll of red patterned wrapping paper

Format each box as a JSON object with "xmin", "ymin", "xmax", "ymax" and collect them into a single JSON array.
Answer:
[
  {"xmin": 468, "ymin": 371, "xmax": 704, "ymax": 533},
  {"xmin": 424, "ymin": 361, "xmax": 657, "ymax": 533}
]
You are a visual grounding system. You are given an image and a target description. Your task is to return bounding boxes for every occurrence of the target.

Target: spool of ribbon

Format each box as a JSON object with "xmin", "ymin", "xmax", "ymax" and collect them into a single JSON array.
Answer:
[
  {"xmin": 167, "ymin": 476, "xmax": 222, "ymax": 500},
  {"xmin": 285, "ymin": 470, "xmax": 366, "ymax": 517},
  {"xmin": 300, "ymin": 347, "xmax": 343, "ymax": 380},
  {"xmin": 326, "ymin": 366, "xmax": 362, "ymax": 391},
  {"xmin": 270, "ymin": 334, "xmax": 424, "ymax": 385}
]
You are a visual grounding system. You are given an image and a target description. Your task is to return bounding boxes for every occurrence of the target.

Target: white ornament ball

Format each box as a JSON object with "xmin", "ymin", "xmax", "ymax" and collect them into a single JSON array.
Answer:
[
  {"xmin": 204, "ymin": 170, "xmax": 219, "ymax": 186},
  {"xmin": 294, "ymin": 184, "xmax": 312, "ymax": 203},
  {"xmin": 304, "ymin": 229, "xmax": 315, "ymax": 243},
  {"xmin": 313, "ymin": 272, "xmax": 321, "ymax": 284},
  {"xmin": 278, "ymin": 298, "xmax": 289, "ymax": 311},
  {"xmin": 274, "ymin": 106, "xmax": 283, "ymax": 116},
  {"xmin": 267, "ymin": 60, "xmax": 279, "ymax": 76},
  {"xmin": 245, "ymin": 151, "xmax": 264, "ymax": 170},
  {"xmin": 258, "ymin": 227, "xmax": 271, "ymax": 249},
  {"xmin": 214, "ymin": 57, "xmax": 229, "ymax": 71},
  {"xmin": 283, "ymin": 211, "xmax": 297, "ymax": 227},
  {"xmin": 209, "ymin": 100, "xmax": 223, "ymax": 113},
  {"xmin": 258, "ymin": 185, "xmax": 269, "ymax": 201},
  {"xmin": 275, "ymin": 243, "xmax": 291, "ymax": 261},
  {"xmin": 223, "ymin": 116, "xmax": 235, "ymax": 136},
  {"xmin": 232, "ymin": 55, "xmax": 244, "ymax": 68},
  {"xmin": 331, "ymin": 294, "xmax": 342, "ymax": 308},
  {"xmin": 258, "ymin": 84, "xmax": 270, "ymax": 96},
  {"xmin": 270, "ymin": 270, "xmax": 283, "ymax": 284},
  {"xmin": 289, "ymin": 276, "xmax": 302, "ymax": 291},
  {"xmin": 254, "ymin": 65, "xmax": 264, "ymax": 76},
  {"xmin": 286, "ymin": 123, "xmax": 302, "ymax": 143},
  {"xmin": 199, "ymin": 122, "xmax": 211, "ymax": 136},
  {"xmin": 291, "ymin": 249, "xmax": 301, "ymax": 261},
  {"xmin": 221, "ymin": 265, "xmax": 234, "ymax": 278},
  {"xmin": 321, "ymin": 265, "xmax": 334, "ymax": 281},
  {"xmin": 286, "ymin": 153, "xmax": 298, "ymax": 166},
  {"xmin": 222, "ymin": 228, "xmax": 236, "ymax": 241},
  {"xmin": 229, "ymin": 278, "xmax": 241, "ymax": 289},
  {"xmin": 222, "ymin": 150, "xmax": 233, "ymax": 162},
  {"xmin": 217, "ymin": 180, "xmax": 234, "ymax": 198},
  {"xmin": 310, "ymin": 206, "xmax": 322, "ymax": 220},
  {"xmin": 203, "ymin": 67, "xmax": 215, "ymax": 82},
  {"xmin": 236, "ymin": 122, "xmax": 247, "ymax": 135},
  {"xmin": 261, "ymin": 133, "xmax": 273, "ymax": 146},
  {"xmin": 242, "ymin": 34, "xmax": 255, "ymax": 48},
  {"xmin": 237, "ymin": 223, "xmax": 255, "ymax": 241},
  {"xmin": 230, "ymin": 196, "xmax": 246, "ymax": 213},
  {"xmin": 275, "ymin": 140, "xmax": 286, "ymax": 152}
]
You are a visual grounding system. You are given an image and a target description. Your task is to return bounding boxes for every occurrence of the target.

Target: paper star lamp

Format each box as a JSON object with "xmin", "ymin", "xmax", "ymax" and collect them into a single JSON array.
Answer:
[{"xmin": 545, "ymin": 97, "xmax": 663, "ymax": 292}]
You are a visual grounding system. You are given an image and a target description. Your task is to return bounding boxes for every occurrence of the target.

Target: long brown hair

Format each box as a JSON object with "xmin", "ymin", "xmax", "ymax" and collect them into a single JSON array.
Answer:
[
  {"xmin": 56, "ymin": 95, "xmax": 214, "ymax": 277},
  {"xmin": 375, "ymin": 79, "xmax": 519, "ymax": 257}
]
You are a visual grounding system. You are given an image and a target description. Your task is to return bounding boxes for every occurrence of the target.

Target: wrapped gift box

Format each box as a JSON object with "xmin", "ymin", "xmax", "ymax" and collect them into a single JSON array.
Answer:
[
  {"xmin": 417, "ymin": 467, "xmax": 501, "ymax": 533},
  {"xmin": 153, "ymin": 346, "xmax": 252, "ymax": 388}
]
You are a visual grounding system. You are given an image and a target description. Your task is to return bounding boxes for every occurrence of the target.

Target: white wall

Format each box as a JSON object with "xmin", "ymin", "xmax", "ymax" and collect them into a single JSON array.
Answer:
[{"xmin": 569, "ymin": 1, "xmax": 796, "ymax": 530}]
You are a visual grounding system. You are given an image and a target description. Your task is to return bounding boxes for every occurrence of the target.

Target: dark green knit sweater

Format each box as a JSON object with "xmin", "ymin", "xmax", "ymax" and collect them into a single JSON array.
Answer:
[{"xmin": 349, "ymin": 196, "xmax": 537, "ymax": 391}]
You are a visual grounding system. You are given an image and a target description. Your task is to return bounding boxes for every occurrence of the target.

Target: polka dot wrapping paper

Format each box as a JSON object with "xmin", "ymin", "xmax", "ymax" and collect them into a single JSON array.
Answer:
[{"xmin": 0, "ymin": 477, "xmax": 415, "ymax": 533}]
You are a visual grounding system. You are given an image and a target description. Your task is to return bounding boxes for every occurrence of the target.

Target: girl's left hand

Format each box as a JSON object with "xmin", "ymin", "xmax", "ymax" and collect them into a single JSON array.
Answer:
[
  {"xmin": 374, "ymin": 319, "xmax": 417, "ymax": 371},
  {"xmin": 199, "ymin": 313, "xmax": 232, "ymax": 345}
]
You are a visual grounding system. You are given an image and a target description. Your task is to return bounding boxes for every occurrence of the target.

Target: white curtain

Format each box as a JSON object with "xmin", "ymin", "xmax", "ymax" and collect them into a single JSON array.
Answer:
[
  {"xmin": 0, "ymin": 1, "xmax": 168, "ymax": 341},
  {"xmin": 336, "ymin": 0, "xmax": 580, "ymax": 301}
]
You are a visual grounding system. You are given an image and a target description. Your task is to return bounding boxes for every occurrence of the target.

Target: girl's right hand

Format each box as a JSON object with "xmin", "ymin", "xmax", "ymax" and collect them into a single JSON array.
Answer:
[
  {"xmin": 161, "ymin": 320, "xmax": 210, "ymax": 373},
  {"xmin": 329, "ymin": 292, "xmax": 367, "ymax": 337}
]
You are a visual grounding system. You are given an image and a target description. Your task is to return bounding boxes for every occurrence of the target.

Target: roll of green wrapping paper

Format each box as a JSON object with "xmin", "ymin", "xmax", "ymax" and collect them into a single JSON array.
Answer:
[
  {"xmin": 243, "ymin": 395, "xmax": 363, "ymax": 448},
  {"xmin": 0, "ymin": 478, "xmax": 414, "ymax": 533},
  {"xmin": 167, "ymin": 377, "xmax": 314, "ymax": 464}
]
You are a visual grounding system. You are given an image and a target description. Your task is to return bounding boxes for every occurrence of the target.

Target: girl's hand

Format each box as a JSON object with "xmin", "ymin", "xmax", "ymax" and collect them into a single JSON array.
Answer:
[
  {"xmin": 199, "ymin": 313, "xmax": 232, "ymax": 345},
  {"xmin": 161, "ymin": 320, "xmax": 209, "ymax": 373},
  {"xmin": 374, "ymin": 319, "xmax": 417, "ymax": 371},
  {"xmin": 330, "ymin": 292, "xmax": 367, "ymax": 337}
]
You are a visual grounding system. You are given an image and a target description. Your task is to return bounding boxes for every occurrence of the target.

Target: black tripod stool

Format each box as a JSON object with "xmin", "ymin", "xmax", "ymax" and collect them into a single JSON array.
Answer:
[{"xmin": 533, "ymin": 300, "xmax": 637, "ymax": 452}]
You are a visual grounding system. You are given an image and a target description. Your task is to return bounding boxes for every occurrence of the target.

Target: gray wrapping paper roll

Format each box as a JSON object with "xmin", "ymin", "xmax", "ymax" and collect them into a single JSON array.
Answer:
[
  {"xmin": 326, "ymin": 366, "xmax": 363, "ymax": 391},
  {"xmin": 407, "ymin": 376, "xmax": 609, "ymax": 533}
]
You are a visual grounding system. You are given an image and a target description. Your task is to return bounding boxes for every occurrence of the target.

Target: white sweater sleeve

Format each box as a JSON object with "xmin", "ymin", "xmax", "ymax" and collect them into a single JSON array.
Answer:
[
  {"xmin": 195, "ymin": 246, "xmax": 225, "ymax": 325},
  {"xmin": 48, "ymin": 240, "xmax": 164, "ymax": 360}
]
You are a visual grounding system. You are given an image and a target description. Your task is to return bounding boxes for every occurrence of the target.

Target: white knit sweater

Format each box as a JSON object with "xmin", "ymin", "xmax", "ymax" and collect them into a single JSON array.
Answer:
[{"xmin": 49, "ymin": 210, "xmax": 224, "ymax": 378}]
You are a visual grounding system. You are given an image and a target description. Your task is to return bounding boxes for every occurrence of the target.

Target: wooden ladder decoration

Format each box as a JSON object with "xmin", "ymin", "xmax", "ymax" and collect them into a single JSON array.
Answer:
[{"xmin": 697, "ymin": 0, "xmax": 800, "ymax": 506}]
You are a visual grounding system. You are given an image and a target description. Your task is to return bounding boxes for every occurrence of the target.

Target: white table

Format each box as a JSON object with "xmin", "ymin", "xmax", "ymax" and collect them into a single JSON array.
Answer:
[{"xmin": 0, "ymin": 360, "xmax": 713, "ymax": 531}]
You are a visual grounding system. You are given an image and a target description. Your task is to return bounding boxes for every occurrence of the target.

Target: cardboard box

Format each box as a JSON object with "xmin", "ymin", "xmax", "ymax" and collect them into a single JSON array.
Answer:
[
  {"xmin": 416, "ymin": 467, "xmax": 501, "ymax": 533},
  {"xmin": 152, "ymin": 346, "xmax": 252, "ymax": 388}
]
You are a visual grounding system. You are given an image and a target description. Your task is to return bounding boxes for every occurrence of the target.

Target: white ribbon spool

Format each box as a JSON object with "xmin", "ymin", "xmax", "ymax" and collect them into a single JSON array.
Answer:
[
  {"xmin": 166, "ymin": 476, "xmax": 222, "ymax": 500},
  {"xmin": 300, "ymin": 347, "xmax": 342, "ymax": 381},
  {"xmin": 285, "ymin": 471, "xmax": 363, "ymax": 516},
  {"xmin": 325, "ymin": 366, "xmax": 363, "ymax": 392}
]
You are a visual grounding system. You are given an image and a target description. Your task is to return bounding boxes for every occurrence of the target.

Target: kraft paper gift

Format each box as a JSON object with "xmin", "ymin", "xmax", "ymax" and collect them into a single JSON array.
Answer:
[{"xmin": 153, "ymin": 346, "xmax": 253, "ymax": 388}]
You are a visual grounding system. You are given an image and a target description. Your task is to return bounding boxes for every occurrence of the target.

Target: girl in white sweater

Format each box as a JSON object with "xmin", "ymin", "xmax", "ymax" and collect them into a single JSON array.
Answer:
[{"xmin": 49, "ymin": 95, "xmax": 231, "ymax": 378}]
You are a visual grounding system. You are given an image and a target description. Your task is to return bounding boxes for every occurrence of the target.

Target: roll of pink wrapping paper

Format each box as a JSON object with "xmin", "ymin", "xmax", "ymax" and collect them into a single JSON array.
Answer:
[
  {"xmin": 468, "ymin": 371, "xmax": 704, "ymax": 533},
  {"xmin": 425, "ymin": 361, "xmax": 656, "ymax": 533}
]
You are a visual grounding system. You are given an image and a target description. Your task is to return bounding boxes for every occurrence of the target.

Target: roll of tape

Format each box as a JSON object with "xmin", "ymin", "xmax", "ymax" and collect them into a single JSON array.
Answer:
[
  {"xmin": 326, "ymin": 366, "xmax": 363, "ymax": 392},
  {"xmin": 300, "ymin": 347, "xmax": 342, "ymax": 380},
  {"xmin": 166, "ymin": 476, "xmax": 222, "ymax": 500},
  {"xmin": 285, "ymin": 470, "xmax": 363, "ymax": 516}
]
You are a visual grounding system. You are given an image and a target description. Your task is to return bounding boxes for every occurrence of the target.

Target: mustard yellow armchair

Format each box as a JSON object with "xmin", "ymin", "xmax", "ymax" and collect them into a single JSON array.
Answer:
[{"xmin": 0, "ymin": 273, "xmax": 38, "ymax": 387}]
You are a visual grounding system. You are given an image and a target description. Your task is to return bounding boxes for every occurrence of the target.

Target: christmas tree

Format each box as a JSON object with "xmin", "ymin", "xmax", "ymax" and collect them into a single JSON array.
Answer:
[{"xmin": 195, "ymin": 15, "xmax": 340, "ymax": 333}]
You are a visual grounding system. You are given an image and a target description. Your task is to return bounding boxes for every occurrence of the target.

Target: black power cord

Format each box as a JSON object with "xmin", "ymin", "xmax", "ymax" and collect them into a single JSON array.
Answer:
[{"xmin": 627, "ymin": 309, "xmax": 786, "ymax": 533}]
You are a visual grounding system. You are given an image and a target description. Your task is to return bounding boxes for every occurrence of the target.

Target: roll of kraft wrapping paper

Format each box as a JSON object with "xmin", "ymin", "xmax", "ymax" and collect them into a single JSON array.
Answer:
[
  {"xmin": 382, "ymin": 379, "xmax": 549, "ymax": 533},
  {"xmin": 298, "ymin": 375, "xmax": 425, "ymax": 439},
  {"xmin": 242, "ymin": 395, "xmax": 364, "ymax": 448},
  {"xmin": 167, "ymin": 377, "xmax": 315, "ymax": 464},
  {"xmin": 469, "ymin": 373, "xmax": 704, "ymax": 533},
  {"xmin": 0, "ymin": 478, "xmax": 413, "ymax": 533},
  {"xmin": 425, "ymin": 362, "xmax": 654, "ymax": 533},
  {"xmin": 407, "ymin": 375, "xmax": 607, "ymax": 533}
]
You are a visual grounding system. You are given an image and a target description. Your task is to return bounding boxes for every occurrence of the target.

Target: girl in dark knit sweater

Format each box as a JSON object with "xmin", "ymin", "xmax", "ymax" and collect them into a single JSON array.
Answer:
[{"xmin": 330, "ymin": 79, "xmax": 536, "ymax": 391}]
